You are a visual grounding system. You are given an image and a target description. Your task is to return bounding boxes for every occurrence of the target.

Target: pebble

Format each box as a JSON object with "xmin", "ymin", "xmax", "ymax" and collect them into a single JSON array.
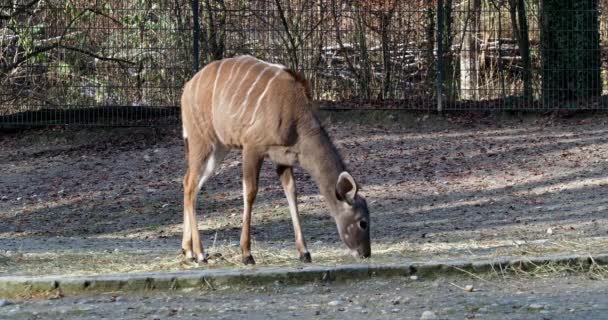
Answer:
[
  {"xmin": 528, "ymin": 303, "xmax": 545, "ymax": 310},
  {"xmin": 410, "ymin": 275, "xmax": 419, "ymax": 281},
  {"xmin": 328, "ymin": 300, "xmax": 343, "ymax": 306},
  {"xmin": 352, "ymin": 306, "xmax": 368, "ymax": 313},
  {"xmin": 547, "ymin": 228, "xmax": 554, "ymax": 235},
  {"xmin": 391, "ymin": 308, "xmax": 400, "ymax": 313},
  {"xmin": 420, "ymin": 310, "xmax": 437, "ymax": 320},
  {"xmin": 464, "ymin": 285, "xmax": 474, "ymax": 292},
  {"xmin": 0, "ymin": 299, "xmax": 12, "ymax": 307}
]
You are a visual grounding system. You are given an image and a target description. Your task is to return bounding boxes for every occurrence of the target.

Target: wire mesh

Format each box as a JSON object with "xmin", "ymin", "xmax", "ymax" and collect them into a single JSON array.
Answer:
[
  {"xmin": 0, "ymin": 0, "xmax": 192, "ymax": 127},
  {"xmin": 2, "ymin": 0, "xmax": 608, "ymax": 127}
]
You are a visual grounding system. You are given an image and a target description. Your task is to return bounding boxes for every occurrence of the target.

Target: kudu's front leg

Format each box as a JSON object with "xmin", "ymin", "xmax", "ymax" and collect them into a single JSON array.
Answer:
[
  {"xmin": 240, "ymin": 148, "xmax": 264, "ymax": 265},
  {"xmin": 277, "ymin": 165, "xmax": 311, "ymax": 263}
]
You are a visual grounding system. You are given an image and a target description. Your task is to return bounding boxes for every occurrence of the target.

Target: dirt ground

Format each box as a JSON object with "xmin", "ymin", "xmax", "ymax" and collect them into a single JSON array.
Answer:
[
  {"xmin": 1, "ymin": 111, "xmax": 608, "ymax": 275},
  {"xmin": 3, "ymin": 273, "xmax": 608, "ymax": 320}
]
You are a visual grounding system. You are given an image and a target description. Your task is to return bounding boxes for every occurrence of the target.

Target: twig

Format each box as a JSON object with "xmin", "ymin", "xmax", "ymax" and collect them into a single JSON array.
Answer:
[{"xmin": 451, "ymin": 265, "xmax": 495, "ymax": 285}]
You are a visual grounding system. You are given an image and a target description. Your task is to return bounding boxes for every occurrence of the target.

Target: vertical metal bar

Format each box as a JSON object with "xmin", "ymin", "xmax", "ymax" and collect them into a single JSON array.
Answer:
[
  {"xmin": 436, "ymin": 0, "xmax": 444, "ymax": 112},
  {"xmin": 192, "ymin": 0, "xmax": 200, "ymax": 74}
]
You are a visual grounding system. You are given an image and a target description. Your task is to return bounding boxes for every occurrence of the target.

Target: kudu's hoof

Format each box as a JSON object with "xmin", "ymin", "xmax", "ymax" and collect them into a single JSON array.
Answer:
[
  {"xmin": 242, "ymin": 255, "xmax": 256, "ymax": 265},
  {"xmin": 300, "ymin": 252, "xmax": 312, "ymax": 263},
  {"xmin": 196, "ymin": 253, "xmax": 209, "ymax": 264},
  {"xmin": 181, "ymin": 249, "xmax": 195, "ymax": 261}
]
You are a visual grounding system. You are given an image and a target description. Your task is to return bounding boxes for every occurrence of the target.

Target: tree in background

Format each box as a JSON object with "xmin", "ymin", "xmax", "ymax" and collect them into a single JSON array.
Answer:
[
  {"xmin": 541, "ymin": 0, "xmax": 601, "ymax": 103},
  {"xmin": 508, "ymin": 0, "xmax": 532, "ymax": 101},
  {"xmin": 440, "ymin": 0, "xmax": 456, "ymax": 101},
  {"xmin": 200, "ymin": 0, "xmax": 226, "ymax": 63},
  {"xmin": 459, "ymin": 0, "xmax": 481, "ymax": 100}
]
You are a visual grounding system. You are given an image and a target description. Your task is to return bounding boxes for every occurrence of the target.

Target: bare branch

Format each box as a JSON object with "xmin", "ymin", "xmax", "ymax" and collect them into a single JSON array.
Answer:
[{"xmin": 2, "ymin": 43, "xmax": 134, "ymax": 73}]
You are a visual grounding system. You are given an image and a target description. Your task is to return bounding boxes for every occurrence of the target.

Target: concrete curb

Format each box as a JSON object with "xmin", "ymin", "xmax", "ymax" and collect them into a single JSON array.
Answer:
[{"xmin": 1, "ymin": 252, "xmax": 607, "ymax": 298}]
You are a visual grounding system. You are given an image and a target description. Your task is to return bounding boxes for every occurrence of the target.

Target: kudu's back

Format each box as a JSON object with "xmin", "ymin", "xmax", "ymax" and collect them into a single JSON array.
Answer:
[{"xmin": 181, "ymin": 55, "xmax": 313, "ymax": 148}]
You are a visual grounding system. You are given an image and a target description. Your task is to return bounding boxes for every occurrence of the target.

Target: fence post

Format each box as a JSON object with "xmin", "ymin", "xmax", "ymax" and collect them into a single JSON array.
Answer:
[
  {"xmin": 436, "ymin": 0, "xmax": 444, "ymax": 113},
  {"xmin": 192, "ymin": 0, "xmax": 200, "ymax": 74}
]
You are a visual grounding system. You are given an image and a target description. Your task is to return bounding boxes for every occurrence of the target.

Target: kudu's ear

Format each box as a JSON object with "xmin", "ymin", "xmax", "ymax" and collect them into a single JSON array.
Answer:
[{"xmin": 335, "ymin": 171, "xmax": 358, "ymax": 204}]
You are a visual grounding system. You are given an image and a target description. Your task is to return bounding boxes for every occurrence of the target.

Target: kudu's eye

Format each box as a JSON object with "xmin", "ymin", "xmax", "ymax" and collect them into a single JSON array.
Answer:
[{"xmin": 358, "ymin": 220, "xmax": 368, "ymax": 230}]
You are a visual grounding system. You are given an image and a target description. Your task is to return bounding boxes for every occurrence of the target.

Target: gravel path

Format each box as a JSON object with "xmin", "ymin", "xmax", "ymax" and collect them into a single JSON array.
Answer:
[
  {"xmin": 2, "ymin": 112, "xmax": 608, "ymax": 274},
  {"xmin": 2, "ymin": 273, "xmax": 608, "ymax": 319}
]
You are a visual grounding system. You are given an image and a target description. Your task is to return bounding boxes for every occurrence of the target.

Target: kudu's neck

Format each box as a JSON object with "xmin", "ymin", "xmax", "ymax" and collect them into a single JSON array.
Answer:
[{"xmin": 297, "ymin": 119, "xmax": 345, "ymax": 213}]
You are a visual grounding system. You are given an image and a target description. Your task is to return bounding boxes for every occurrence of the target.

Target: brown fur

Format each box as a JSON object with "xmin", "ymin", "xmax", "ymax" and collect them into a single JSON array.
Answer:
[
  {"xmin": 179, "ymin": 55, "xmax": 370, "ymax": 264},
  {"xmin": 283, "ymin": 68, "xmax": 313, "ymax": 101}
]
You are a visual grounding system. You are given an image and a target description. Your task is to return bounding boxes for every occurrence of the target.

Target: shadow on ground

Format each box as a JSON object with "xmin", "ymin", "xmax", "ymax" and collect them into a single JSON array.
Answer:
[{"xmin": 1, "ymin": 112, "xmax": 608, "ymax": 258}]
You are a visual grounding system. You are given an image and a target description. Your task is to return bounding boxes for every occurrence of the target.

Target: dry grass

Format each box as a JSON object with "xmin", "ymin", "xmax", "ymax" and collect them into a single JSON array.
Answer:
[{"xmin": 2, "ymin": 237, "xmax": 607, "ymax": 277}]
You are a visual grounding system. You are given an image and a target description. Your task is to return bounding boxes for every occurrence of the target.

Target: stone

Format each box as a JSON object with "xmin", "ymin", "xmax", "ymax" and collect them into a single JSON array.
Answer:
[
  {"xmin": 328, "ymin": 300, "xmax": 343, "ymax": 306},
  {"xmin": 0, "ymin": 299, "xmax": 12, "ymax": 307},
  {"xmin": 410, "ymin": 275, "xmax": 419, "ymax": 281},
  {"xmin": 464, "ymin": 285, "xmax": 474, "ymax": 292},
  {"xmin": 528, "ymin": 303, "xmax": 545, "ymax": 310},
  {"xmin": 420, "ymin": 310, "xmax": 438, "ymax": 320}
]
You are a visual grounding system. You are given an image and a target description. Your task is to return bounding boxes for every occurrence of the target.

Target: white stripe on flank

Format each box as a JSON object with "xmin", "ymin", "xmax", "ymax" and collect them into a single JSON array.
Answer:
[
  {"xmin": 219, "ymin": 59, "xmax": 241, "ymax": 115},
  {"xmin": 225, "ymin": 59, "xmax": 239, "ymax": 89},
  {"xmin": 232, "ymin": 65, "xmax": 273, "ymax": 119},
  {"xmin": 211, "ymin": 60, "xmax": 227, "ymax": 117},
  {"xmin": 249, "ymin": 68, "xmax": 283, "ymax": 125},
  {"xmin": 228, "ymin": 61, "xmax": 259, "ymax": 112},
  {"xmin": 211, "ymin": 60, "xmax": 227, "ymax": 143}
]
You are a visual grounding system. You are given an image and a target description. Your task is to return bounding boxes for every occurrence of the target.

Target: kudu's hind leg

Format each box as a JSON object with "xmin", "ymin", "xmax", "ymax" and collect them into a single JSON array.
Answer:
[
  {"xmin": 183, "ymin": 142, "xmax": 227, "ymax": 263},
  {"xmin": 277, "ymin": 165, "xmax": 311, "ymax": 263},
  {"xmin": 240, "ymin": 148, "xmax": 264, "ymax": 265}
]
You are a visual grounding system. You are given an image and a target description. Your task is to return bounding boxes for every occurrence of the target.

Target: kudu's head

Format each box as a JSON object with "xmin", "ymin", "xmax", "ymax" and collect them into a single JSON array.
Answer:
[{"xmin": 333, "ymin": 172, "xmax": 371, "ymax": 258}]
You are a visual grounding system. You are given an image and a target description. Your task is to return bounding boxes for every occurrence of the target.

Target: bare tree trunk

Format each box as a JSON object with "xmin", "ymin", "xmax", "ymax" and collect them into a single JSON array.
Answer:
[
  {"xmin": 459, "ymin": 0, "xmax": 481, "ymax": 100},
  {"xmin": 202, "ymin": 0, "xmax": 226, "ymax": 63},
  {"xmin": 509, "ymin": 0, "xmax": 532, "ymax": 100},
  {"xmin": 424, "ymin": 0, "xmax": 436, "ymax": 96},
  {"xmin": 380, "ymin": 9, "xmax": 395, "ymax": 99},
  {"xmin": 441, "ymin": 0, "xmax": 456, "ymax": 100},
  {"xmin": 275, "ymin": 0, "xmax": 299, "ymax": 69},
  {"xmin": 354, "ymin": 2, "xmax": 371, "ymax": 99}
]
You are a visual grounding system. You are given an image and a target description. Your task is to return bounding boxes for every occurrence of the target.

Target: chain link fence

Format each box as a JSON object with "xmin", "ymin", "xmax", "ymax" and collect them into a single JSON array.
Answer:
[{"xmin": 2, "ymin": 0, "xmax": 608, "ymax": 127}]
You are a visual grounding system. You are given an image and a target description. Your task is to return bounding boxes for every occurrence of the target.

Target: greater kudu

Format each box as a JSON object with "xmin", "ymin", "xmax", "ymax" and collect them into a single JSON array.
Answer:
[{"xmin": 180, "ymin": 55, "xmax": 370, "ymax": 265}]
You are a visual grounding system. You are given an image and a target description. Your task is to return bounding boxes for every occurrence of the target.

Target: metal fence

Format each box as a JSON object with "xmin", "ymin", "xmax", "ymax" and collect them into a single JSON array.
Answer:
[{"xmin": 2, "ymin": 0, "xmax": 608, "ymax": 127}]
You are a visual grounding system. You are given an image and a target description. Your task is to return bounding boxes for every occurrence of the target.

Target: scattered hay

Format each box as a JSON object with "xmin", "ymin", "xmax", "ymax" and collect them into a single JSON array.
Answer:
[{"xmin": 1, "ymin": 237, "xmax": 607, "ymax": 277}]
